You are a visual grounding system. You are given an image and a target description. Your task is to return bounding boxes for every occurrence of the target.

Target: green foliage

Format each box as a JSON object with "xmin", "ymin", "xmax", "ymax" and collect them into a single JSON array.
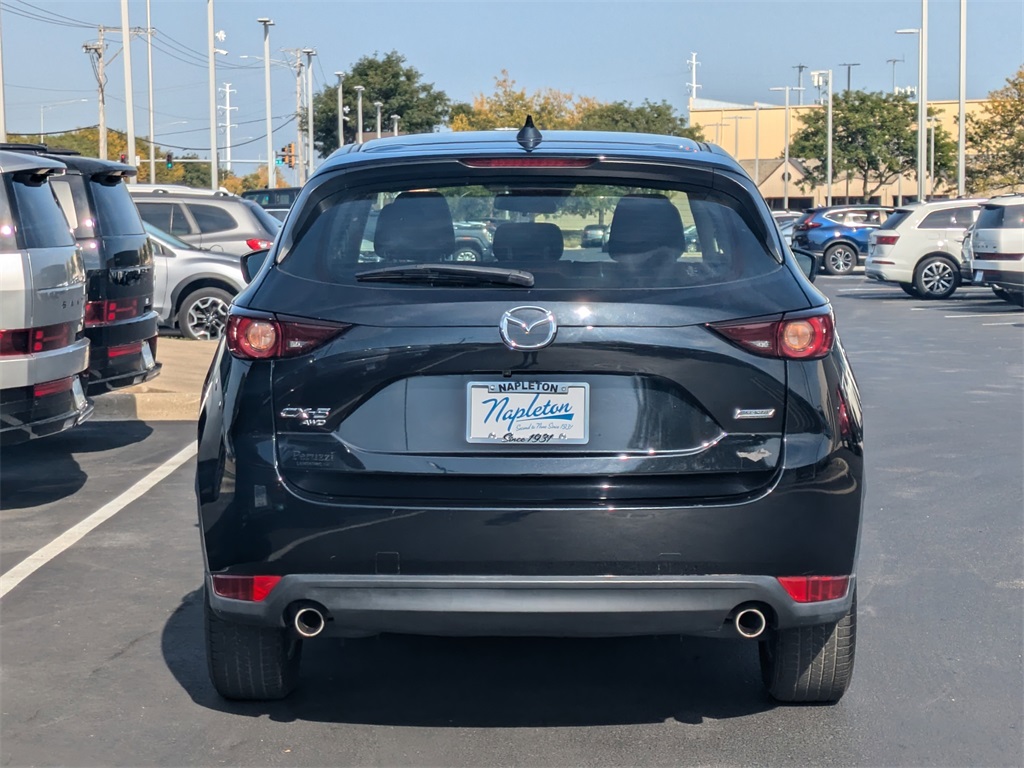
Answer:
[
  {"xmin": 310, "ymin": 51, "xmax": 450, "ymax": 155},
  {"xmin": 578, "ymin": 99, "xmax": 702, "ymax": 139},
  {"xmin": 790, "ymin": 91, "xmax": 955, "ymax": 199},
  {"xmin": 966, "ymin": 66, "xmax": 1024, "ymax": 194}
]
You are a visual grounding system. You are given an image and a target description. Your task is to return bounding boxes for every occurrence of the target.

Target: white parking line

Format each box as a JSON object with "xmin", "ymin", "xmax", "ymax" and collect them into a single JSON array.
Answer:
[
  {"xmin": 944, "ymin": 313, "xmax": 1022, "ymax": 319},
  {"xmin": 0, "ymin": 442, "xmax": 197, "ymax": 600},
  {"xmin": 983, "ymin": 321, "xmax": 1022, "ymax": 326}
]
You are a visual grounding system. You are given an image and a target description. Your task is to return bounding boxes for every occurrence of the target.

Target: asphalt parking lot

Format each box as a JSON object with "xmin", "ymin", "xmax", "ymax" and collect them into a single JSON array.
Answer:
[{"xmin": 1, "ymin": 277, "xmax": 1021, "ymax": 767}]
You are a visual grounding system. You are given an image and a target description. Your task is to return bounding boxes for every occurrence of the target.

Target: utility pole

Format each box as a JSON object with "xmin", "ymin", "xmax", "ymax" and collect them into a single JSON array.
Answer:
[
  {"xmin": 957, "ymin": 0, "xmax": 966, "ymax": 197},
  {"xmin": 257, "ymin": 17, "xmax": 274, "ymax": 190},
  {"xmin": 121, "ymin": 0, "xmax": 136, "ymax": 180},
  {"xmin": 839, "ymin": 62, "xmax": 860, "ymax": 92},
  {"xmin": 294, "ymin": 57, "xmax": 306, "ymax": 184},
  {"xmin": 793, "ymin": 63, "xmax": 808, "ymax": 105},
  {"xmin": 812, "ymin": 70, "xmax": 834, "ymax": 206},
  {"xmin": 335, "ymin": 71, "xmax": 345, "ymax": 147},
  {"xmin": 145, "ymin": 0, "xmax": 155, "ymax": 181},
  {"xmin": 219, "ymin": 83, "xmax": 237, "ymax": 172},
  {"xmin": 886, "ymin": 57, "xmax": 904, "ymax": 94},
  {"xmin": 686, "ymin": 52, "xmax": 700, "ymax": 112},
  {"xmin": 753, "ymin": 103, "xmax": 761, "ymax": 189},
  {"xmin": 302, "ymin": 48, "xmax": 316, "ymax": 178},
  {"xmin": 83, "ymin": 28, "xmax": 107, "ymax": 159},
  {"xmin": 921, "ymin": 0, "xmax": 929, "ymax": 202},
  {"xmin": 206, "ymin": 0, "xmax": 218, "ymax": 190}
]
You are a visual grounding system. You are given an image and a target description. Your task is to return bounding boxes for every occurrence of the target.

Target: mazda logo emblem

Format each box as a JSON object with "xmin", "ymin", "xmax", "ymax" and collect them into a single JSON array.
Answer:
[{"xmin": 499, "ymin": 306, "xmax": 557, "ymax": 351}]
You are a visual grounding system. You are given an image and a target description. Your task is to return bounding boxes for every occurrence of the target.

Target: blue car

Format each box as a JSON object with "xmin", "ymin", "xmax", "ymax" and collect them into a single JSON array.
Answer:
[{"xmin": 791, "ymin": 205, "xmax": 892, "ymax": 275}]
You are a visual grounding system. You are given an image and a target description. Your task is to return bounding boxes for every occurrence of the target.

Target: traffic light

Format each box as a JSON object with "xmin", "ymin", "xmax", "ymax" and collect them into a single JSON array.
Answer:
[
  {"xmin": 119, "ymin": 153, "xmax": 127, "ymax": 163},
  {"xmin": 165, "ymin": 152, "xmax": 173, "ymax": 169},
  {"xmin": 286, "ymin": 142, "xmax": 295, "ymax": 169},
  {"xmin": 277, "ymin": 146, "xmax": 286, "ymax": 166}
]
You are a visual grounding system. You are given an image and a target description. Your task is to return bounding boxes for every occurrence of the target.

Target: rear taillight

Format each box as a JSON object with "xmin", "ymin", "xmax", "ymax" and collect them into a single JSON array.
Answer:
[
  {"xmin": 245, "ymin": 238, "xmax": 273, "ymax": 251},
  {"xmin": 211, "ymin": 575, "xmax": 281, "ymax": 602},
  {"xmin": 107, "ymin": 342, "xmax": 143, "ymax": 359},
  {"xmin": 226, "ymin": 313, "xmax": 350, "ymax": 360},
  {"xmin": 709, "ymin": 310, "xmax": 835, "ymax": 360},
  {"xmin": 875, "ymin": 234, "xmax": 900, "ymax": 246},
  {"xmin": 84, "ymin": 298, "xmax": 141, "ymax": 327},
  {"xmin": 778, "ymin": 576, "xmax": 850, "ymax": 603},
  {"xmin": 0, "ymin": 321, "xmax": 77, "ymax": 356},
  {"xmin": 33, "ymin": 377, "xmax": 74, "ymax": 398},
  {"xmin": 795, "ymin": 220, "xmax": 822, "ymax": 231}
]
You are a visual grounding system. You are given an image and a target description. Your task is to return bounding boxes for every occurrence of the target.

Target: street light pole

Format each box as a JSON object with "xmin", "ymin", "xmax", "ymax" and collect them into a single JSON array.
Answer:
[
  {"xmin": 770, "ymin": 86, "xmax": 803, "ymax": 209},
  {"xmin": 302, "ymin": 48, "xmax": 316, "ymax": 177},
  {"xmin": 257, "ymin": 18, "xmax": 274, "ymax": 190},
  {"xmin": 921, "ymin": 0, "xmax": 929, "ymax": 202},
  {"xmin": 39, "ymin": 99, "xmax": 88, "ymax": 143},
  {"xmin": 886, "ymin": 57, "xmax": 904, "ymax": 94},
  {"xmin": 0, "ymin": 4, "xmax": 6, "ymax": 142},
  {"xmin": 335, "ymin": 72, "xmax": 345, "ymax": 147},
  {"xmin": 391, "ymin": 114, "xmax": 400, "ymax": 136},
  {"xmin": 374, "ymin": 101, "xmax": 383, "ymax": 139},
  {"xmin": 897, "ymin": 27, "xmax": 925, "ymax": 201},
  {"xmin": 839, "ymin": 63, "xmax": 860, "ymax": 92},
  {"xmin": 354, "ymin": 86, "xmax": 364, "ymax": 144},
  {"xmin": 206, "ymin": 0, "xmax": 217, "ymax": 190},
  {"xmin": 146, "ymin": 0, "xmax": 155, "ymax": 182},
  {"xmin": 723, "ymin": 115, "xmax": 750, "ymax": 158},
  {"xmin": 958, "ymin": 0, "xmax": 966, "ymax": 197},
  {"xmin": 753, "ymin": 103, "xmax": 760, "ymax": 189}
]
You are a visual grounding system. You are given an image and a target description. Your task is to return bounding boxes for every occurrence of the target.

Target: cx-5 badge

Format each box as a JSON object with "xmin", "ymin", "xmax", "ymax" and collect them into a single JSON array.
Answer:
[{"xmin": 499, "ymin": 306, "xmax": 557, "ymax": 351}]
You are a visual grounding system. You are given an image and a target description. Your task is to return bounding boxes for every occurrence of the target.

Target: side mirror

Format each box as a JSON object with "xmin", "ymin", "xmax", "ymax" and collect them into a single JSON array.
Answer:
[
  {"xmin": 792, "ymin": 247, "xmax": 819, "ymax": 283},
  {"xmin": 240, "ymin": 249, "xmax": 270, "ymax": 283}
]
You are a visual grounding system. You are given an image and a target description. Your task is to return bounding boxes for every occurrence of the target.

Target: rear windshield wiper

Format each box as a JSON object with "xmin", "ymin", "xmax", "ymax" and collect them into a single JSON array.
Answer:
[{"xmin": 356, "ymin": 263, "xmax": 534, "ymax": 287}]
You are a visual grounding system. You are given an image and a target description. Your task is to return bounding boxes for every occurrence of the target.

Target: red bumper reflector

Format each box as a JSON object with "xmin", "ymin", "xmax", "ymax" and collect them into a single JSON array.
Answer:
[
  {"xmin": 211, "ymin": 575, "xmax": 282, "ymax": 602},
  {"xmin": 778, "ymin": 576, "xmax": 850, "ymax": 603},
  {"xmin": 107, "ymin": 342, "xmax": 143, "ymax": 359},
  {"xmin": 33, "ymin": 377, "xmax": 74, "ymax": 399}
]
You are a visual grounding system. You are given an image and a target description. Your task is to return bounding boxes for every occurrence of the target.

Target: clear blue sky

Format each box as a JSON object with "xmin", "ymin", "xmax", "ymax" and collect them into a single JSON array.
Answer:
[{"xmin": 2, "ymin": 0, "xmax": 1021, "ymax": 163}]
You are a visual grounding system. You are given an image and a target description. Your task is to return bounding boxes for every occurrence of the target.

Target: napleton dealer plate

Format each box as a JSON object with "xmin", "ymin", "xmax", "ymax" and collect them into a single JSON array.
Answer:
[{"xmin": 466, "ymin": 381, "xmax": 590, "ymax": 444}]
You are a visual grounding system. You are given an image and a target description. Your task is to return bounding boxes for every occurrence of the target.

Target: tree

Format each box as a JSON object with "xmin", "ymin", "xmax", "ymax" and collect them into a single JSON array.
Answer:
[
  {"xmin": 966, "ymin": 66, "xmax": 1024, "ymax": 194},
  {"xmin": 579, "ymin": 99, "xmax": 702, "ymax": 139},
  {"xmin": 450, "ymin": 70, "xmax": 601, "ymax": 131},
  {"xmin": 310, "ymin": 51, "xmax": 450, "ymax": 155},
  {"xmin": 790, "ymin": 91, "xmax": 955, "ymax": 200}
]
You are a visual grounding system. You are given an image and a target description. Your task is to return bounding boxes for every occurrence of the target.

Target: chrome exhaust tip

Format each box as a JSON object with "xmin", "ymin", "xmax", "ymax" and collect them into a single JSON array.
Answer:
[
  {"xmin": 293, "ymin": 606, "xmax": 326, "ymax": 638},
  {"xmin": 734, "ymin": 607, "xmax": 767, "ymax": 639}
]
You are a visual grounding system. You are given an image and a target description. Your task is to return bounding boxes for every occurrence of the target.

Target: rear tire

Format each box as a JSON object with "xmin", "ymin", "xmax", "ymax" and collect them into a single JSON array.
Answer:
[
  {"xmin": 913, "ymin": 256, "xmax": 960, "ymax": 300},
  {"xmin": 759, "ymin": 591, "xmax": 856, "ymax": 703},
  {"xmin": 823, "ymin": 244, "xmax": 857, "ymax": 275},
  {"xmin": 204, "ymin": 589, "xmax": 302, "ymax": 700},
  {"xmin": 178, "ymin": 287, "xmax": 233, "ymax": 340},
  {"xmin": 899, "ymin": 282, "xmax": 920, "ymax": 298}
]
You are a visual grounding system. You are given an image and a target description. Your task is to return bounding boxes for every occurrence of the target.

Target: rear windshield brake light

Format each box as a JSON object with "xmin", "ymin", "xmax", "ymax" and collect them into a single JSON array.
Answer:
[{"xmin": 460, "ymin": 158, "xmax": 596, "ymax": 168}]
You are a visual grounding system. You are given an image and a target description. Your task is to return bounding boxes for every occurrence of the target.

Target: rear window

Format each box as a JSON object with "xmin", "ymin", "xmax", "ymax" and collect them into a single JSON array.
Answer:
[
  {"xmin": 90, "ymin": 178, "xmax": 144, "ymax": 236},
  {"xmin": 49, "ymin": 175, "xmax": 96, "ymax": 239},
  {"xmin": 880, "ymin": 209, "xmax": 913, "ymax": 230},
  {"xmin": 918, "ymin": 208, "xmax": 956, "ymax": 229},
  {"xmin": 6, "ymin": 175, "xmax": 75, "ymax": 249},
  {"xmin": 246, "ymin": 200, "xmax": 283, "ymax": 234},
  {"xmin": 977, "ymin": 204, "xmax": 1024, "ymax": 230},
  {"xmin": 136, "ymin": 201, "xmax": 191, "ymax": 236},
  {"xmin": 279, "ymin": 174, "xmax": 780, "ymax": 290}
]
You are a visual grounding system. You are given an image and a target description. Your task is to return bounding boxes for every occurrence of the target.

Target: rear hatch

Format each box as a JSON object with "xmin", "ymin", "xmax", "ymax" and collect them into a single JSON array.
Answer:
[
  {"xmin": 867, "ymin": 208, "xmax": 912, "ymax": 261},
  {"xmin": 252, "ymin": 161, "xmax": 814, "ymax": 506}
]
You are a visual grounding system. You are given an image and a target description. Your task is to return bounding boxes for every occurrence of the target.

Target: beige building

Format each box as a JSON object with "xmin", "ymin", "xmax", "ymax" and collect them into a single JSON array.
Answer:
[{"xmin": 688, "ymin": 97, "xmax": 988, "ymax": 210}]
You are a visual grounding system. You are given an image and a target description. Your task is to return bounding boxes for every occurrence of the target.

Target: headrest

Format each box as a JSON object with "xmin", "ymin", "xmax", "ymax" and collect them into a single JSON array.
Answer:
[
  {"xmin": 373, "ymin": 191, "xmax": 456, "ymax": 262},
  {"xmin": 492, "ymin": 222, "xmax": 564, "ymax": 262},
  {"xmin": 606, "ymin": 194, "xmax": 685, "ymax": 262}
]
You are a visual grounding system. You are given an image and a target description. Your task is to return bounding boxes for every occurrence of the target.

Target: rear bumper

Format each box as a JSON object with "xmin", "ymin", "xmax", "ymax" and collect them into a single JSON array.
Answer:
[
  {"xmin": 207, "ymin": 573, "xmax": 856, "ymax": 638},
  {"xmin": 85, "ymin": 315, "xmax": 161, "ymax": 394},
  {"xmin": 973, "ymin": 267, "xmax": 1024, "ymax": 290},
  {"xmin": 0, "ymin": 376, "xmax": 93, "ymax": 445}
]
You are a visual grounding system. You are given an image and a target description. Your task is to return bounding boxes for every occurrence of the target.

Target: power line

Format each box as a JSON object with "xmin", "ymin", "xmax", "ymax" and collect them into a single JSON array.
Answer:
[{"xmin": 10, "ymin": 0, "xmax": 95, "ymax": 27}]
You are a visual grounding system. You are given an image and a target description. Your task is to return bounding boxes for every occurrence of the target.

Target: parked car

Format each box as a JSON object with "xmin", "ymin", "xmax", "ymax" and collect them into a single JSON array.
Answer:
[
  {"xmin": 771, "ymin": 210, "xmax": 803, "ymax": 227},
  {"xmin": 197, "ymin": 125, "xmax": 864, "ymax": 705},
  {"xmin": 791, "ymin": 204, "xmax": 892, "ymax": 275},
  {"xmin": 580, "ymin": 223, "xmax": 608, "ymax": 248},
  {"xmin": 969, "ymin": 195, "xmax": 1024, "ymax": 306},
  {"xmin": 130, "ymin": 187, "xmax": 281, "ymax": 256},
  {"xmin": 241, "ymin": 187, "xmax": 301, "ymax": 221},
  {"xmin": 0, "ymin": 150, "xmax": 92, "ymax": 443},
  {"xmin": 6, "ymin": 145, "xmax": 161, "ymax": 394},
  {"xmin": 865, "ymin": 199, "xmax": 985, "ymax": 299},
  {"xmin": 144, "ymin": 222, "xmax": 246, "ymax": 340}
]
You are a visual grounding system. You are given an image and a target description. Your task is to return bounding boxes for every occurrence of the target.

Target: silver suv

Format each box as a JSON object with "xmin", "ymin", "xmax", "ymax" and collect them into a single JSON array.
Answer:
[
  {"xmin": 144, "ymin": 221, "xmax": 246, "ymax": 340},
  {"xmin": 130, "ymin": 186, "xmax": 281, "ymax": 257},
  {"xmin": 969, "ymin": 195, "xmax": 1024, "ymax": 307},
  {"xmin": 0, "ymin": 150, "xmax": 92, "ymax": 444}
]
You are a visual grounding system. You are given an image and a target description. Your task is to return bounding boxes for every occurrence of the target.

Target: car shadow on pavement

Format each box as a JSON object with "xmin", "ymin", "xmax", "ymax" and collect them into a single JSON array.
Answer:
[
  {"xmin": 163, "ymin": 586, "xmax": 776, "ymax": 727},
  {"xmin": 0, "ymin": 420, "xmax": 153, "ymax": 509}
]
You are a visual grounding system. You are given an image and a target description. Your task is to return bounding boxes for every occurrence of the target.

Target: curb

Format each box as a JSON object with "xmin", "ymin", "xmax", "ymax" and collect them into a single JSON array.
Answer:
[{"xmin": 91, "ymin": 392, "xmax": 201, "ymax": 422}]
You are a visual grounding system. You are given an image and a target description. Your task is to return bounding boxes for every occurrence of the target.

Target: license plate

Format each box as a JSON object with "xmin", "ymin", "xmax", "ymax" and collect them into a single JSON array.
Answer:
[
  {"xmin": 974, "ymin": 270, "xmax": 984, "ymax": 283},
  {"xmin": 71, "ymin": 376, "xmax": 87, "ymax": 410},
  {"xmin": 141, "ymin": 341, "xmax": 155, "ymax": 370},
  {"xmin": 467, "ymin": 381, "xmax": 589, "ymax": 444}
]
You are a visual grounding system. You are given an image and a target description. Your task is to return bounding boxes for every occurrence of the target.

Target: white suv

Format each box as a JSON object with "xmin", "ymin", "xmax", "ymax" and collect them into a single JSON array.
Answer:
[
  {"xmin": 969, "ymin": 195, "xmax": 1024, "ymax": 307},
  {"xmin": 865, "ymin": 199, "xmax": 986, "ymax": 299}
]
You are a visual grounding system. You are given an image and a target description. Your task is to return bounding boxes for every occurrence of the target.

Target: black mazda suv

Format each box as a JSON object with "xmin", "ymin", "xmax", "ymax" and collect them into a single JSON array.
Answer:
[{"xmin": 197, "ymin": 123, "xmax": 864, "ymax": 703}]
